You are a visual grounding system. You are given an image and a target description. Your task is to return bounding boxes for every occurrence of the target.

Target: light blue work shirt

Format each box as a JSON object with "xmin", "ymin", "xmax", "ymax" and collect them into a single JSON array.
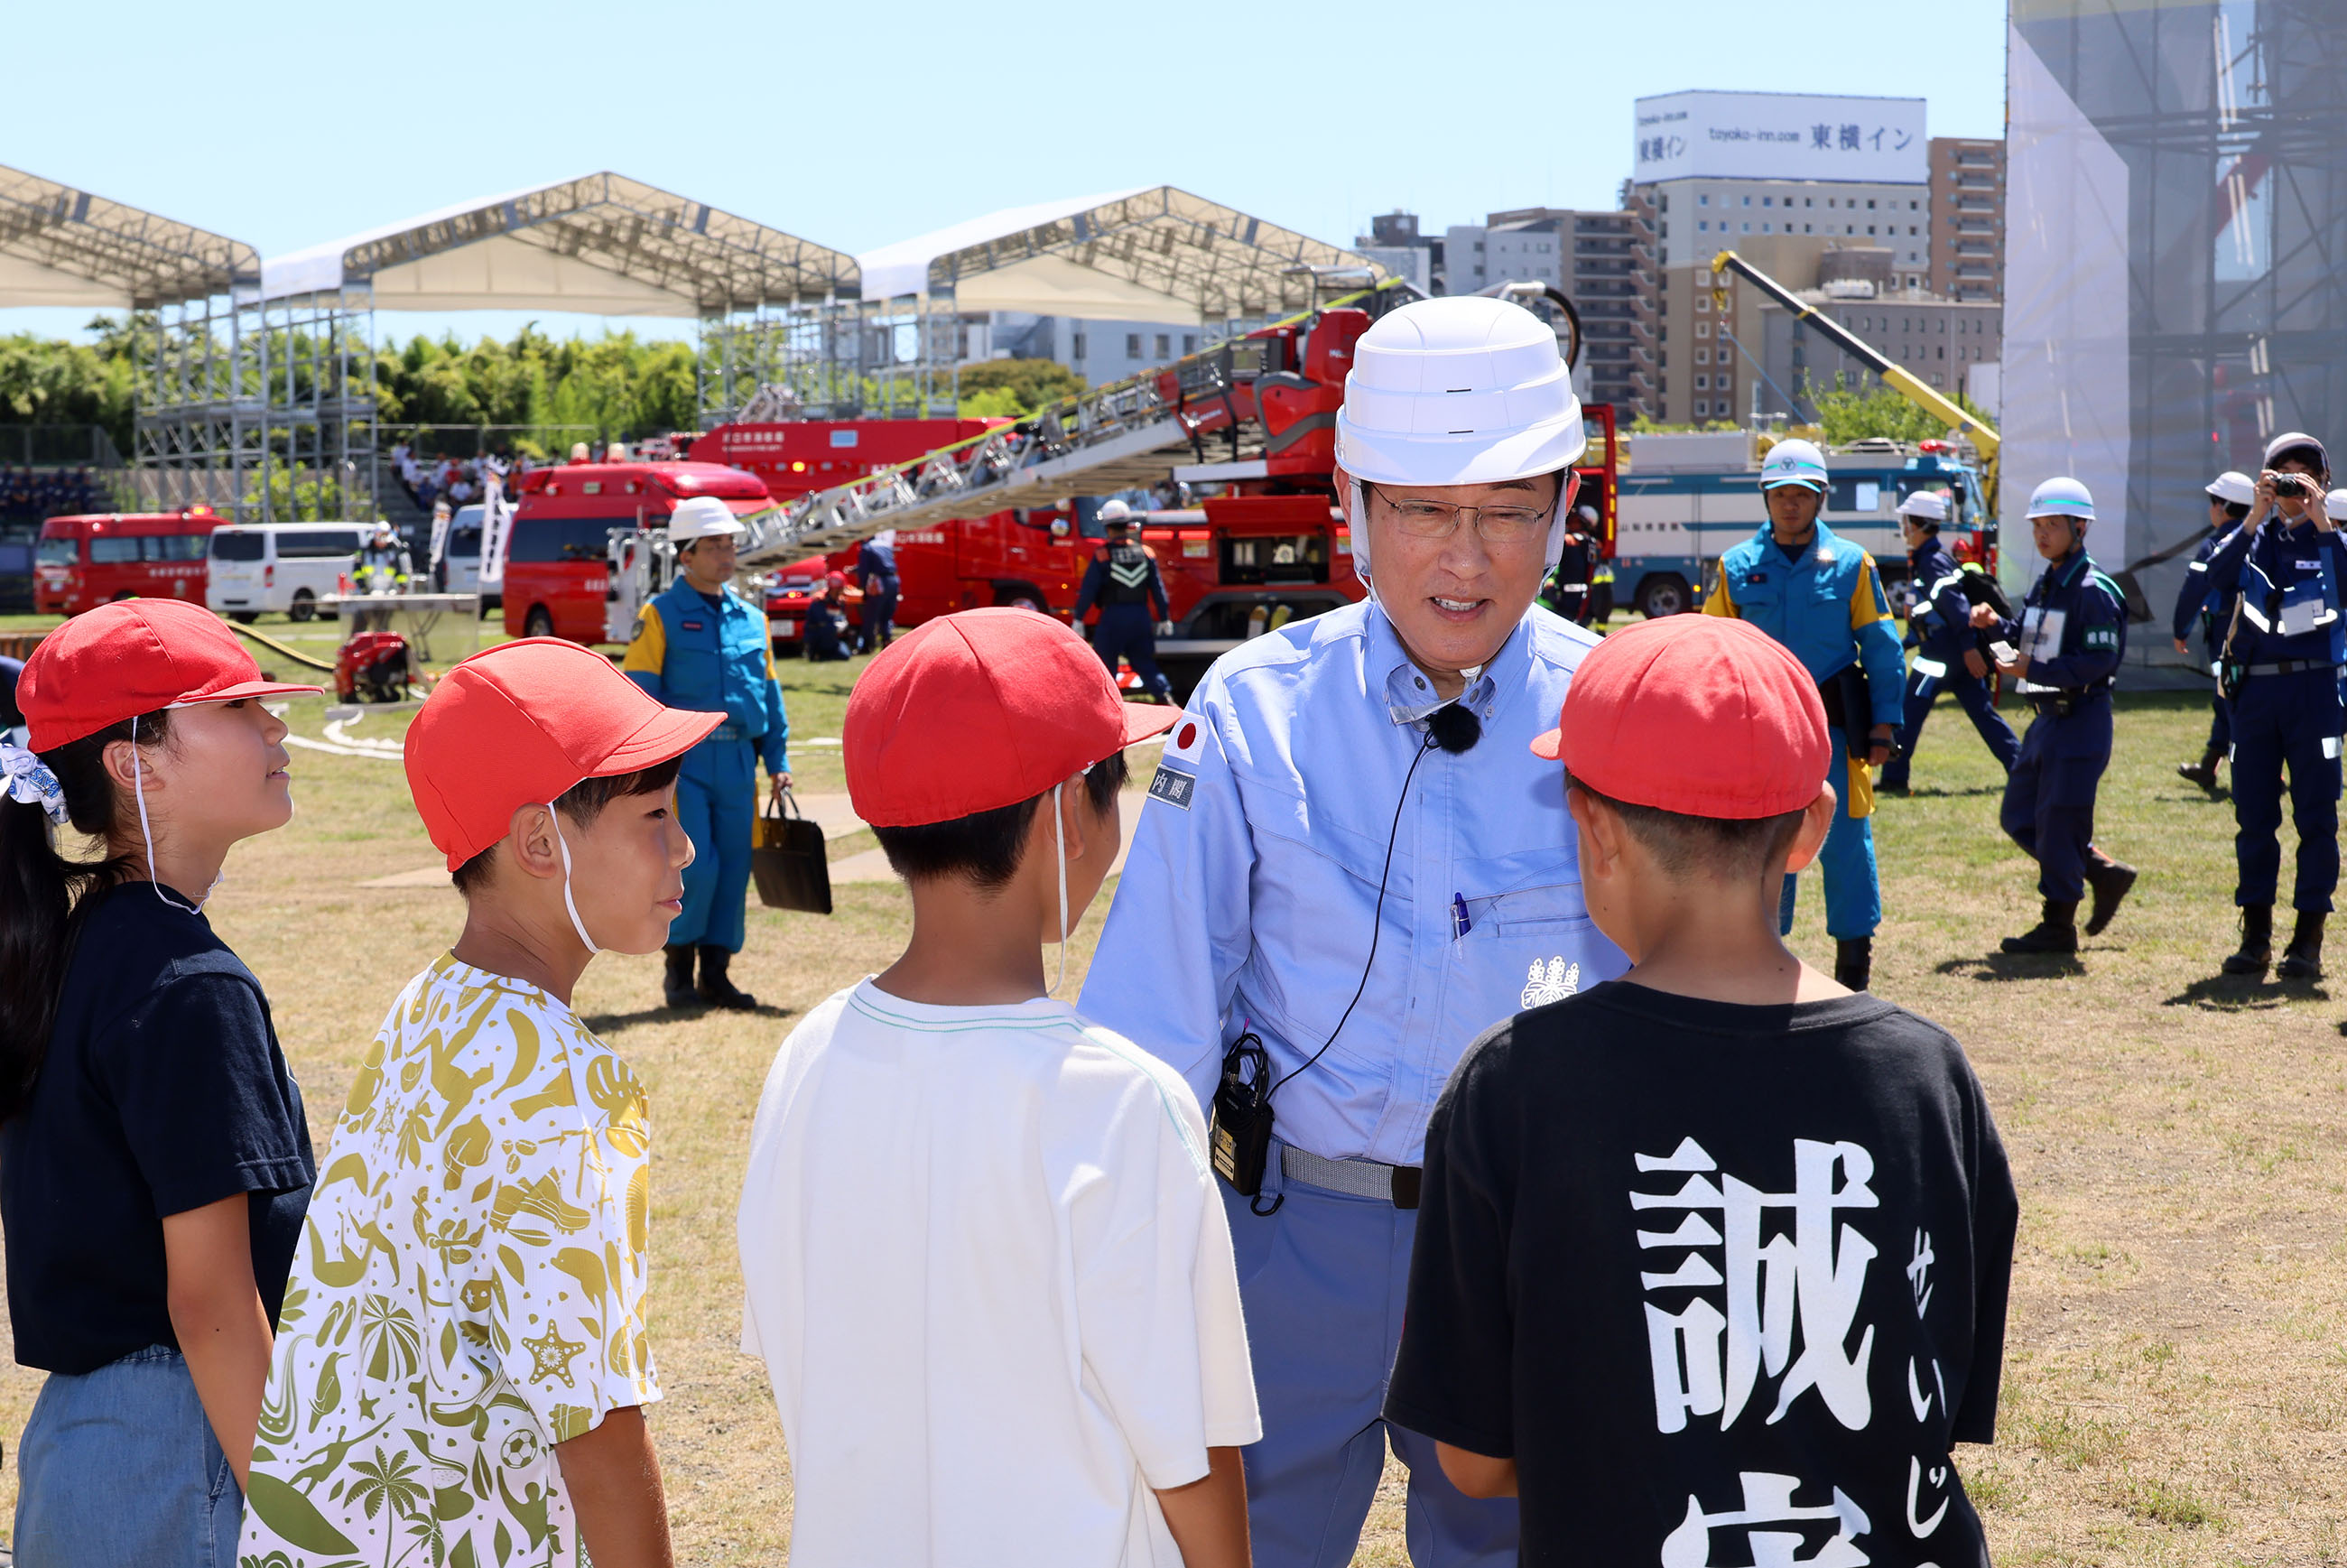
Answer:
[{"xmin": 1080, "ymin": 599, "xmax": 1628, "ymax": 1169}]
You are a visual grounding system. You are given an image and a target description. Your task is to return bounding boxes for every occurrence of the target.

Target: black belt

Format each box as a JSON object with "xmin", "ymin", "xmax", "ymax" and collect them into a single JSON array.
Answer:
[{"xmin": 2241, "ymin": 659, "xmax": 2339, "ymax": 678}]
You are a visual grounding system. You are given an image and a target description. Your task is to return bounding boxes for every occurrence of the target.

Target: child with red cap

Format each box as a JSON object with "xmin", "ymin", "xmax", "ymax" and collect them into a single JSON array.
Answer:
[
  {"xmin": 1385, "ymin": 613, "xmax": 2018, "ymax": 1567},
  {"xmin": 0, "ymin": 599, "xmax": 320, "ymax": 1566},
  {"xmin": 240, "ymin": 637, "xmax": 719, "ymax": 1568},
  {"xmin": 736, "ymin": 608, "xmax": 1260, "ymax": 1567}
]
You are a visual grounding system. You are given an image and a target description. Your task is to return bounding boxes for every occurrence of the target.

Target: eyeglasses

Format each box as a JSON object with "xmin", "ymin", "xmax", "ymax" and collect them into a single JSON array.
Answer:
[{"xmin": 1374, "ymin": 494, "xmax": 1552, "ymax": 545}]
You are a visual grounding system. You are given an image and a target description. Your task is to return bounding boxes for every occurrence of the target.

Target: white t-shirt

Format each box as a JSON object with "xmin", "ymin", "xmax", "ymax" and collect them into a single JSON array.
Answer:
[{"xmin": 737, "ymin": 979, "xmax": 1260, "ymax": 1567}]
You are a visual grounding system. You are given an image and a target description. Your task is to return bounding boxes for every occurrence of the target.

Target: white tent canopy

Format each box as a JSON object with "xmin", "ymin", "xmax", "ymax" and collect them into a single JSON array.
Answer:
[
  {"xmin": 0, "ymin": 165, "xmax": 255, "ymax": 309},
  {"xmin": 260, "ymin": 172, "xmax": 858, "ymax": 314},
  {"xmin": 858, "ymin": 186, "xmax": 1382, "ymax": 323}
]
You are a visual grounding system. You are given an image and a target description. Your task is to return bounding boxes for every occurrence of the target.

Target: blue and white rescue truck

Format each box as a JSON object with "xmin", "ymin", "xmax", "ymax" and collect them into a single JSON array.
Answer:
[{"xmin": 1611, "ymin": 431, "xmax": 1992, "ymax": 619}]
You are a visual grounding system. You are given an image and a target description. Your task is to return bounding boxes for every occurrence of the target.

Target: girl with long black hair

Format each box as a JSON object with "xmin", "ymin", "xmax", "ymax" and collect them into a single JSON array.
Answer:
[{"xmin": 0, "ymin": 598, "xmax": 320, "ymax": 1564}]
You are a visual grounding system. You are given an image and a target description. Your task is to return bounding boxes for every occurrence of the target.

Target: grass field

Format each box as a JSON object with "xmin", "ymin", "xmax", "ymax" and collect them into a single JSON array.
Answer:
[{"xmin": 4, "ymin": 609, "xmax": 2345, "ymax": 1563}]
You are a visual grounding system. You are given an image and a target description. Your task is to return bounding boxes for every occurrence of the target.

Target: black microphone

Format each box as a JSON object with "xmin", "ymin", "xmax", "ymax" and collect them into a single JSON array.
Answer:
[{"xmin": 1427, "ymin": 701, "xmax": 1482, "ymax": 755}]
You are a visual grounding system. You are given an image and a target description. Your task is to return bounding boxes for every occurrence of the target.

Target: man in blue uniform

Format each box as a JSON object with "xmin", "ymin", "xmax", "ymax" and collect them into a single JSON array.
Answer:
[
  {"xmin": 1081, "ymin": 296, "xmax": 1627, "ymax": 1568},
  {"xmin": 855, "ymin": 532, "xmax": 898, "ymax": 651},
  {"xmin": 1702, "ymin": 438, "xmax": 1906, "ymax": 990},
  {"xmin": 803, "ymin": 571, "xmax": 854, "ymax": 662},
  {"xmin": 2198, "ymin": 433, "xmax": 2346, "ymax": 979},
  {"xmin": 1971, "ymin": 478, "xmax": 2138, "ymax": 952},
  {"xmin": 1072, "ymin": 498, "xmax": 1174, "ymax": 701},
  {"xmin": 623, "ymin": 495, "xmax": 792, "ymax": 1009},
  {"xmin": 1880, "ymin": 488, "xmax": 2019, "ymax": 793},
  {"xmin": 2173, "ymin": 470, "xmax": 2255, "ymax": 792}
]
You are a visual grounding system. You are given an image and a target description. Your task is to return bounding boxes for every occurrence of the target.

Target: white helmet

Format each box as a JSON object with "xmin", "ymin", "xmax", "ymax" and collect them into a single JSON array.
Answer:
[
  {"xmin": 606, "ymin": 441, "xmax": 630, "ymax": 462},
  {"xmin": 1097, "ymin": 498, "xmax": 1133, "ymax": 525},
  {"xmin": 569, "ymin": 441, "xmax": 591, "ymax": 462},
  {"xmin": 1896, "ymin": 490, "xmax": 1948, "ymax": 524},
  {"xmin": 1334, "ymin": 296, "xmax": 1586, "ymax": 573},
  {"xmin": 2204, "ymin": 470, "xmax": 2255, "ymax": 507},
  {"xmin": 1758, "ymin": 438, "xmax": 1829, "ymax": 493},
  {"xmin": 2027, "ymin": 477, "xmax": 2096, "ymax": 523},
  {"xmin": 2263, "ymin": 431, "xmax": 2329, "ymax": 472},
  {"xmin": 667, "ymin": 495, "xmax": 745, "ymax": 543},
  {"xmin": 2329, "ymin": 488, "xmax": 2347, "ymax": 518}
]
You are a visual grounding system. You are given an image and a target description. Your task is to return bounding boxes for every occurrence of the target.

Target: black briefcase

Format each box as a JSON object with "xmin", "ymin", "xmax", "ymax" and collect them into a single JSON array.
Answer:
[{"xmin": 752, "ymin": 788, "xmax": 832, "ymax": 914}]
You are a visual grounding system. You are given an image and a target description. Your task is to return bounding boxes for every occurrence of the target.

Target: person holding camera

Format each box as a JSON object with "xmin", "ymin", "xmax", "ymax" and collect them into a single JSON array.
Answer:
[{"xmin": 2196, "ymin": 432, "xmax": 2347, "ymax": 979}]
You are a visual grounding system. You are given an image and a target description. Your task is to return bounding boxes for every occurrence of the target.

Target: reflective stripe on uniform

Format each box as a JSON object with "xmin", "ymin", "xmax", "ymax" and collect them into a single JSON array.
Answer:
[{"xmin": 1911, "ymin": 656, "xmax": 1949, "ymax": 680}]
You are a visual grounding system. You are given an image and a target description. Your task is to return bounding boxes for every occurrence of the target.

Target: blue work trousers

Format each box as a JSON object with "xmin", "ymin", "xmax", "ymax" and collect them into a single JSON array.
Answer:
[
  {"xmin": 861, "ymin": 583, "xmax": 897, "ymax": 651},
  {"xmin": 1999, "ymin": 697, "xmax": 2111, "ymax": 903},
  {"xmin": 1223, "ymin": 1161, "xmax": 1516, "ymax": 1568},
  {"xmin": 1093, "ymin": 604, "xmax": 1173, "ymax": 700},
  {"xmin": 16, "ymin": 1344, "xmax": 243, "ymax": 1568},
  {"xmin": 2230, "ymin": 665, "xmax": 2343, "ymax": 911},
  {"xmin": 672, "ymin": 734, "xmax": 756, "ymax": 951},
  {"xmin": 1880, "ymin": 653, "xmax": 2019, "ymax": 790},
  {"xmin": 1777, "ymin": 733, "xmax": 1882, "ymax": 941}
]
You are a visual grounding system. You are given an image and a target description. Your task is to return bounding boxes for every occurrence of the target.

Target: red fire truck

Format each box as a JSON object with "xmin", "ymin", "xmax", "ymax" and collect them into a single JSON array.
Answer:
[
  {"xmin": 500, "ymin": 461, "xmax": 777, "ymax": 643},
  {"xmin": 33, "ymin": 506, "xmax": 223, "ymax": 615}
]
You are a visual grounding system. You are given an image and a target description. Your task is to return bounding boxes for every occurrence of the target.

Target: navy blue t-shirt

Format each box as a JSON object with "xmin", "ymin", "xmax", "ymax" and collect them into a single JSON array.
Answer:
[{"xmin": 1, "ymin": 883, "xmax": 315, "ymax": 1374}]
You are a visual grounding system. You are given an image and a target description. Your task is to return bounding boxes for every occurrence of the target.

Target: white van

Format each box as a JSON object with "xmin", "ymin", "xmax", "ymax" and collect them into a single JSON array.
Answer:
[
  {"xmin": 207, "ymin": 524, "xmax": 367, "ymax": 622},
  {"xmin": 430, "ymin": 505, "xmax": 499, "ymax": 609}
]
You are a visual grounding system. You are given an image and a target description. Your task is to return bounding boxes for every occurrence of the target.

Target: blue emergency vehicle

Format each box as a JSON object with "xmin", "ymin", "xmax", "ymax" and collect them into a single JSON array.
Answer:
[{"xmin": 1611, "ymin": 440, "xmax": 1990, "ymax": 618}]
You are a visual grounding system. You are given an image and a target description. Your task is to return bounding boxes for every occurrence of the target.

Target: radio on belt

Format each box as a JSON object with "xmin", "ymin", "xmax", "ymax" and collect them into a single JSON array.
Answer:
[{"xmin": 1211, "ymin": 1031, "xmax": 1276, "ymax": 1200}]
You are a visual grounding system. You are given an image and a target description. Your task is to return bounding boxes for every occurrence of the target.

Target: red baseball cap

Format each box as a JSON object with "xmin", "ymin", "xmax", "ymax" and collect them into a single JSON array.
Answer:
[
  {"xmin": 18, "ymin": 598, "xmax": 323, "ymax": 751},
  {"xmin": 846, "ymin": 607, "xmax": 1179, "ymax": 826},
  {"xmin": 1531, "ymin": 615, "xmax": 1830, "ymax": 818},
  {"xmin": 405, "ymin": 637, "xmax": 722, "ymax": 869}
]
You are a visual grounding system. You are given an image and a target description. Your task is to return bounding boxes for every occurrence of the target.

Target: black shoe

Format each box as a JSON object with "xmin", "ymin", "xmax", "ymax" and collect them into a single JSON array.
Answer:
[
  {"xmin": 2277, "ymin": 911, "xmax": 2327, "ymax": 979},
  {"xmin": 2083, "ymin": 854, "xmax": 2138, "ymax": 936},
  {"xmin": 696, "ymin": 945, "xmax": 759, "ymax": 1010},
  {"xmin": 1834, "ymin": 936, "xmax": 1873, "ymax": 991},
  {"xmin": 2175, "ymin": 753, "xmax": 2222, "ymax": 793},
  {"xmin": 2222, "ymin": 905, "xmax": 2274, "ymax": 976},
  {"xmin": 663, "ymin": 944, "xmax": 700, "ymax": 1009},
  {"xmin": 2001, "ymin": 900, "xmax": 2080, "ymax": 954}
]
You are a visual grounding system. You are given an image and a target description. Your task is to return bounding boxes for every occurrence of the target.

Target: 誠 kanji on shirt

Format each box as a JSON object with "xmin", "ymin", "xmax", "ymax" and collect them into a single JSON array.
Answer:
[{"xmin": 239, "ymin": 956, "xmax": 660, "ymax": 1568}]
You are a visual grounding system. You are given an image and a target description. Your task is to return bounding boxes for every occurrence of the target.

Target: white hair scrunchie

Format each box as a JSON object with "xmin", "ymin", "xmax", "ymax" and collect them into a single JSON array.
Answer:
[{"xmin": 0, "ymin": 738, "xmax": 69, "ymax": 826}]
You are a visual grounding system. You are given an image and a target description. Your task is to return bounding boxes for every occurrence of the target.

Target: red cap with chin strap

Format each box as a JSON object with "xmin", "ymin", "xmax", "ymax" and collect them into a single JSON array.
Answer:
[{"xmin": 17, "ymin": 598, "xmax": 322, "ymax": 752}]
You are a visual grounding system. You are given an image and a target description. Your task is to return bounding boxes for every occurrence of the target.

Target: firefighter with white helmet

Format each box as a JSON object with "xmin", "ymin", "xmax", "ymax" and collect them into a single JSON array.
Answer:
[
  {"xmin": 1081, "ymin": 295, "xmax": 1628, "ymax": 1567},
  {"xmin": 2173, "ymin": 469, "xmax": 2257, "ymax": 791},
  {"xmin": 621, "ymin": 494, "xmax": 792, "ymax": 1009},
  {"xmin": 1880, "ymin": 487, "xmax": 2020, "ymax": 793},
  {"xmin": 1702, "ymin": 436, "xmax": 1906, "ymax": 989},
  {"xmin": 354, "ymin": 520, "xmax": 413, "ymax": 633},
  {"xmin": 1968, "ymin": 476, "xmax": 2138, "ymax": 952},
  {"xmin": 1073, "ymin": 497, "xmax": 1174, "ymax": 700}
]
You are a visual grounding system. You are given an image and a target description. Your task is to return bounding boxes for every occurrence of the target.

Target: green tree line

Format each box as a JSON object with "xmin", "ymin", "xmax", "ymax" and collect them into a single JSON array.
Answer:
[{"xmin": 0, "ymin": 316, "xmax": 1091, "ymax": 460}]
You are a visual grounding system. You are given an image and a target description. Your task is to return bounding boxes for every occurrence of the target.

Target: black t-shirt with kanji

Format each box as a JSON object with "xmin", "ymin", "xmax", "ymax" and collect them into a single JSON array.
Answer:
[{"xmin": 1387, "ymin": 980, "xmax": 2018, "ymax": 1567}]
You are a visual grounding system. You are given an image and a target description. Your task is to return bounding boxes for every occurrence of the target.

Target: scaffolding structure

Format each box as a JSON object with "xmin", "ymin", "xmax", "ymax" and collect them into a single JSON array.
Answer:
[
  {"xmin": 0, "ymin": 164, "xmax": 264, "ymax": 515},
  {"xmin": 2008, "ymin": 0, "xmax": 2347, "ymax": 667}
]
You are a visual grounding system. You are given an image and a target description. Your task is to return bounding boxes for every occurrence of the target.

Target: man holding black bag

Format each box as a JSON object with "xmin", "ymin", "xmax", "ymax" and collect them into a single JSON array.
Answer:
[{"xmin": 1703, "ymin": 437, "xmax": 1906, "ymax": 990}]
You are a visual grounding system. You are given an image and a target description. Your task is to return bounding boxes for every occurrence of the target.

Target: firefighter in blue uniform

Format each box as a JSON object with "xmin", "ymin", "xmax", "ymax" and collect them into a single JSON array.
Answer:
[
  {"xmin": 1073, "ymin": 498, "xmax": 1174, "ymax": 701},
  {"xmin": 2198, "ymin": 433, "xmax": 2347, "ymax": 979},
  {"xmin": 2173, "ymin": 470, "xmax": 2256, "ymax": 792},
  {"xmin": 1702, "ymin": 437, "xmax": 1906, "ymax": 990},
  {"xmin": 1879, "ymin": 488, "xmax": 2018, "ymax": 792},
  {"xmin": 622, "ymin": 495, "xmax": 791, "ymax": 1010},
  {"xmin": 1971, "ymin": 477, "xmax": 2138, "ymax": 952},
  {"xmin": 856, "ymin": 532, "xmax": 899, "ymax": 651}
]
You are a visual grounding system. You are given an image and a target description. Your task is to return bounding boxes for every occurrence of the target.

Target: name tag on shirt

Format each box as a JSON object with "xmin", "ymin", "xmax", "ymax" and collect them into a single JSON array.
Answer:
[
  {"xmin": 2279, "ymin": 598, "xmax": 2324, "ymax": 637},
  {"xmin": 1147, "ymin": 759, "xmax": 1197, "ymax": 811},
  {"xmin": 2022, "ymin": 607, "xmax": 2065, "ymax": 663},
  {"xmin": 682, "ymin": 619, "xmax": 705, "ymax": 632}
]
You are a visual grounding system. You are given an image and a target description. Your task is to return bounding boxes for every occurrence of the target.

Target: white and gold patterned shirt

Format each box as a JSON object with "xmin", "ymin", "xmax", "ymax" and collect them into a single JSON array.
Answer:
[{"xmin": 239, "ymin": 955, "xmax": 659, "ymax": 1568}]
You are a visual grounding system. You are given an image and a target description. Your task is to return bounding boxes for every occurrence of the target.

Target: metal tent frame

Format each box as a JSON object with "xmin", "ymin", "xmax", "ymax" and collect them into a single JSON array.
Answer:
[{"xmin": 0, "ymin": 164, "xmax": 262, "ymax": 516}]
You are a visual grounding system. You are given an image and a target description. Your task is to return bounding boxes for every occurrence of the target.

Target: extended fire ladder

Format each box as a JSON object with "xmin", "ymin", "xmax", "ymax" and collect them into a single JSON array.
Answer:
[{"xmin": 731, "ymin": 278, "xmax": 1413, "ymax": 569}]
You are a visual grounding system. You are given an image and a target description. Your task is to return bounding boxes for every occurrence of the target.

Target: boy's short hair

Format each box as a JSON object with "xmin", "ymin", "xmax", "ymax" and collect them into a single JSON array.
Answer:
[
  {"xmin": 1569, "ymin": 775, "xmax": 1804, "ymax": 882},
  {"xmin": 450, "ymin": 755, "xmax": 684, "ymax": 896},
  {"xmin": 874, "ymin": 752, "xmax": 1127, "ymax": 890}
]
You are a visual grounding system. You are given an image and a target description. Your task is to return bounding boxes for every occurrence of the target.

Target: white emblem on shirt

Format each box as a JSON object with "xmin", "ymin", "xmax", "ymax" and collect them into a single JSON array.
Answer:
[
  {"xmin": 1520, "ymin": 958, "xmax": 1580, "ymax": 1008},
  {"xmin": 1630, "ymin": 1137, "xmax": 1879, "ymax": 1435},
  {"xmin": 1660, "ymin": 1471, "xmax": 1871, "ymax": 1568}
]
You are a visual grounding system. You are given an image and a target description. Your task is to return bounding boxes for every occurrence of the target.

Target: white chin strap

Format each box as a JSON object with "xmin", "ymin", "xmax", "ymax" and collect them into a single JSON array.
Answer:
[
  {"xmin": 1049, "ymin": 780, "xmax": 1069, "ymax": 997},
  {"xmin": 128, "ymin": 713, "xmax": 219, "ymax": 914},
  {"xmin": 547, "ymin": 808, "xmax": 599, "ymax": 955}
]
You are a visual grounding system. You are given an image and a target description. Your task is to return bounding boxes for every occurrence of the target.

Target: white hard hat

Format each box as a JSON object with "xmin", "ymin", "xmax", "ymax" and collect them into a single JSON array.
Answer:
[
  {"xmin": 2027, "ymin": 476, "xmax": 2096, "ymax": 523},
  {"xmin": 1335, "ymin": 297, "xmax": 1585, "ymax": 574},
  {"xmin": 1758, "ymin": 438, "xmax": 1829, "ymax": 493},
  {"xmin": 607, "ymin": 441, "xmax": 630, "ymax": 461},
  {"xmin": 2263, "ymin": 431, "xmax": 2329, "ymax": 471},
  {"xmin": 570, "ymin": 441, "xmax": 591, "ymax": 461},
  {"xmin": 1098, "ymin": 498, "xmax": 1133, "ymax": 524},
  {"xmin": 1897, "ymin": 490, "xmax": 1949, "ymax": 523},
  {"xmin": 2204, "ymin": 470, "xmax": 2256, "ymax": 507},
  {"xmin": 1573, "ymin": 503, "xmax": 1600, "ymax": 525},
  {"xmin": 667, "ymin": 495, "xmax": 745, "ymax": 543},
  {"xmin": 2329, "ymin": 488, "xmax": 2347, "ymax": 518}
]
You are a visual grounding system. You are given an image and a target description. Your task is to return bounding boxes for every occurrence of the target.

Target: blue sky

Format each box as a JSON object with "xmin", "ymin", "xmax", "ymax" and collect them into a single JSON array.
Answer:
[{"xmin": 6, "ymin": 0, "xmax": 2007, "ymax": 344}]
